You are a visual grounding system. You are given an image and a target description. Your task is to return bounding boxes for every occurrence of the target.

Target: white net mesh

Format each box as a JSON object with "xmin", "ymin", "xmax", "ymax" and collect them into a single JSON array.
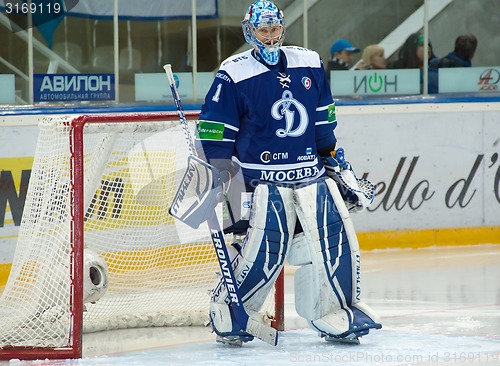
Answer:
[{"xmin": 0, "ymin": 114, "xmax": 276, "ymax": 351}]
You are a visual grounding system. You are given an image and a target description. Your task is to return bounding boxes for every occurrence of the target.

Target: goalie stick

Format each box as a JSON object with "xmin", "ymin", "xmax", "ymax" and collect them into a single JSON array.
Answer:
[{"xmin": 163, "ymin": 64, "xmax": 278, "ymax": 346}]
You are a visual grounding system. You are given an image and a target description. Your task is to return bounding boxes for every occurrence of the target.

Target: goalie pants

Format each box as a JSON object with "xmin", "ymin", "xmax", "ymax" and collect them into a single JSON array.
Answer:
[{"xmin": 211, "ymin": 178, "xmax": 380, "ymax": 337}]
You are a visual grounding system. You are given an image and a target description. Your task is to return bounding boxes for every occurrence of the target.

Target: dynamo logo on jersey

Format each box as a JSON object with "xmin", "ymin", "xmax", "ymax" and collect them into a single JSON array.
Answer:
[{"xmin": 271, "ymin": 90, "xmax": 309, "ymax": 138}]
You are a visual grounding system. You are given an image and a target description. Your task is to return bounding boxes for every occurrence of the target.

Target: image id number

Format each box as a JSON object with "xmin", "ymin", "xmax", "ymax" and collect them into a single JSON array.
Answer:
[{"xmin": 5, "ymin": 1, "xmax": 62, "ymax": 15}]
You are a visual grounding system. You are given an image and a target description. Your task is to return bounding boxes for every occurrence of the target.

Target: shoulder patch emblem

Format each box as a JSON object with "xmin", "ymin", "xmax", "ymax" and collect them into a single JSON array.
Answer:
[
  {"xmin": 301, "ymin": 77, "xmax": 311, "ymax": 90},
  {"xmin": 197, "ymin": 121, "xmax": 225, "ymax": 140}
]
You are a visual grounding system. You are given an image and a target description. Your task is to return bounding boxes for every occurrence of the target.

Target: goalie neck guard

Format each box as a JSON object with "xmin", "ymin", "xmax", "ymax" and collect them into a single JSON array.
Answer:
[{"xmin": 242, "ymin": 1, "xmax": 285, "ymax": 66}]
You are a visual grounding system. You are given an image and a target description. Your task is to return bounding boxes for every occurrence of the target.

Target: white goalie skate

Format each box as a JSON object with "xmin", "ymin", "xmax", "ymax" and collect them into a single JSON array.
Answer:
[
  {"xmin": 320, "ymin": 322, "xmax": 382, "ymax": 345},
  {"xmin": 322, "ymin": 332, "xmax": 360, "ymax": 345},
  {"xmin": 215, "ymin": 334, "xmax": 254, "ymax": 347},
  {"xmin": 208, "ymin": 302, "xmax": 256, "ymax": 346}
]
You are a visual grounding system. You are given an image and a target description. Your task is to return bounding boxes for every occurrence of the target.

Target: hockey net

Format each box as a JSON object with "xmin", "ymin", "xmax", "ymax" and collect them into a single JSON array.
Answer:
[{"xmin": 0, "ymin": 113, "xmax": 283, "ymax": 360}]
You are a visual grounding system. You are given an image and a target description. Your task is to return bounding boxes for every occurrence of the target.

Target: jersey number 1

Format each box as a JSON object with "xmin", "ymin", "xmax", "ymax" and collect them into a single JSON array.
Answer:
[{"xmin": 212, "ymin": 83, "xmax": 222, "ymax": 103}]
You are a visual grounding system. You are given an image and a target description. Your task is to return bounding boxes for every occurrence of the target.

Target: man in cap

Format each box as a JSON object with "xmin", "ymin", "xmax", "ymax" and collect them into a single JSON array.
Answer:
[{"xmin": 326, "ymin": 39, "xmax": 360, "ymax": 78}]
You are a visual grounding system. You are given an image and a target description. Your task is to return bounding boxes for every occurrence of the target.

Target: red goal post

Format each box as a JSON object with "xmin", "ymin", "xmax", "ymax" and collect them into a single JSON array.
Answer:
[{"xmin": 0, "ymin": 112, "xmax": 284, "ymax": 360}]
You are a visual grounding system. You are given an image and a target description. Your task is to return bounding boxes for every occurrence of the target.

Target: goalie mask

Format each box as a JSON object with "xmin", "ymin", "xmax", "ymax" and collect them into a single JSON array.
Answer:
[{"xmin": 242, "ymin": 1, "xmax": 285, "ymax": 65}]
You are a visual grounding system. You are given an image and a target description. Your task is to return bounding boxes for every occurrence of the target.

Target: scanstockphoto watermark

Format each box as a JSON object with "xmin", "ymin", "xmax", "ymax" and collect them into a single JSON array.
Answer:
[
  {"xmin": 290, "ymin": 351, "xmax": 424, "ymax": 364},
  {"xmin": 289, "ymin": 350, "xmax": 499, "ymax": 364}
]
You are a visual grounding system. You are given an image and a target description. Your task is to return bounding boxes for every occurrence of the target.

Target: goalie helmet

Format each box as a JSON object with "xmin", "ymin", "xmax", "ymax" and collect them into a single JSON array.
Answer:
[
  {"xmin": 83, "ymin": 249, "xmax": 109, "ymax": 304},
  {"xmin": 242, "ymin": 1, "xmax": 285, "ymax": 65}
]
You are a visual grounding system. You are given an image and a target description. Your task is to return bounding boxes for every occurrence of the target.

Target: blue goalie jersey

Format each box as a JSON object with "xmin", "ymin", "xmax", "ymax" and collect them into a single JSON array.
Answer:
[{"xmin": 197, "ymin": 46, "xmax": 337, "ymax": 186}]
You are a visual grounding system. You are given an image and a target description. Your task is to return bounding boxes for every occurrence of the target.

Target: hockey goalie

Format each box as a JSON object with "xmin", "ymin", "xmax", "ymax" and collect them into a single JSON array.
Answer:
[{"xmin": 175, "ymin": 1, "xmax": 381, "ymax": 346}]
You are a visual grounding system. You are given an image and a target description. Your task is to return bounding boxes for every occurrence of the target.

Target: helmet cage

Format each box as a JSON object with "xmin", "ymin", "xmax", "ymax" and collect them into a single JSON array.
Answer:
[{"xmin": 242, "ymin": 1, "xmax": 285, "ymax": 65}]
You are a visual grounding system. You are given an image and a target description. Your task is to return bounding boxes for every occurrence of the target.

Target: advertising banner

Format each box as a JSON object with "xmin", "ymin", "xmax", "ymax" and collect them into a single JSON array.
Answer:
[
  {"xmin": 135, "ymin": 72, "xmax": 214, "ymax": 102},
  {"xmin": 439, "ymin": 66, "xmax": 500, "ymax": 93},
  {"xmin": 33, "ymin": 73, "xmax": 115, "ymax": 102},
  {"xmin": 0, "ymin": 75, "xmax": 15, "ymax": 104},
  {"xmin": 330, "ymin": 69, "xmax": 420, "ymax": 96},
  {"xmin": 68, "ymin": 0, "xmax": 218, "ymax": 20},
  {"xmin": 1, "ymin": 104, "xmax": 499, "ymax": 264},
  {"xmin": 336, "ymin": 109, "xmax": 500, "ymax": 232}
]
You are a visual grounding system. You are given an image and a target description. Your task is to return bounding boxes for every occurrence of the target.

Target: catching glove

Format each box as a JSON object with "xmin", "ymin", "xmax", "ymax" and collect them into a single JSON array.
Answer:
[{"xmin": 322, "ymin": 148, "xmax": 375, "ymax": 212}]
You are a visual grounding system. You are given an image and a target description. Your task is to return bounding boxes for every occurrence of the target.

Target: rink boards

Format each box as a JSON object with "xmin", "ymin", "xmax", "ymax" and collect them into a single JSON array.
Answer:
[{"xmin": 0, "ymin": 100, "xmax": 499, "ymax": 285}]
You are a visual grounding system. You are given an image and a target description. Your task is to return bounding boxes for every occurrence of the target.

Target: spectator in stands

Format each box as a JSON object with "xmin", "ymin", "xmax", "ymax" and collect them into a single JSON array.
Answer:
[
  {"xmin": 429, "ymin": 34, "xmax": 477, "ymax": 94},
  {"xmin": 326, "ymin": 39, "xmax": 360, "ymax": 79},
  {"xmin": 430, "ymin": 34, "xmax": 477, "ymax": 69},
  {"xmin": 428, "ymin": 34, "xmax": 478, "ymax": 94},
  {"xmin": 358, "ymin": 44, "xmax": 386, "ymax": 70},
  {"xmin": 387, "ymin": 32, "xmax": 437, "ymax": 70},
  {"xmin": 387, "ymin": 32, "xmax": 437, "ymax": 93}
]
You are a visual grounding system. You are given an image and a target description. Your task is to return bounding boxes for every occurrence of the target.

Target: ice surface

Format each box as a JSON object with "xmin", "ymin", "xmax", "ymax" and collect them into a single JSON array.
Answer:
[{"xmin": 3, "ymin": 245, "xmax": 499, "ymax": 366}]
